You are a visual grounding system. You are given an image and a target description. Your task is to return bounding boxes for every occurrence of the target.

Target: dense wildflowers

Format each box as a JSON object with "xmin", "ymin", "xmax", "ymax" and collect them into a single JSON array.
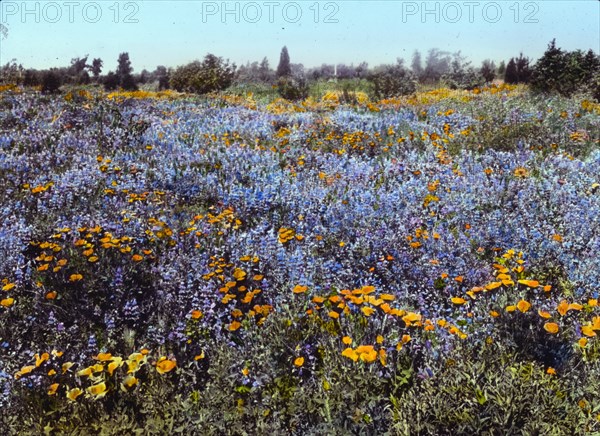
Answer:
[{"xmin": 1, "ymin": 85, "xmax": 599, "ymax": 432}]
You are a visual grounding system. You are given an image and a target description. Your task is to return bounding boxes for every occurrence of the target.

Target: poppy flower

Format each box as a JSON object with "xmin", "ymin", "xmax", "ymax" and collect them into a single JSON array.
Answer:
[
  {"xmin": 517, "ymin": 300, "xmax": 531, "ymax": 313},
  {"xmin": 156, "ymin": 357, "xmax": 176, "ymax": 374},
  {"xmin": 87, "ymin": 382, "xmax": 108, "ymax": 399},
  {"xmin": 544, "ymin": 322, "xmax": 560, "ymax": 334},
  {"xmin": 66, "ymin": 388, "xmax": 84, "ymax": 401},
  {"xmin": 294, "ymin": 357, "xmax": 304, "ymax": 367}
]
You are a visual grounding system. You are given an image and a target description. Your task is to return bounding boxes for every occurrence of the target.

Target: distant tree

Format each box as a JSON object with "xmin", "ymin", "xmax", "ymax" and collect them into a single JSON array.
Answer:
[
  {"xmin": 0, "ymin": 60, "xmax": 24, "ymax": 84},
  {"xmin": 411, "ymin": 50, "xmax": 423, "ymax": 79},
  {"xmin": 23, "ymin": 69, "xmax": 41, "ymax": 87},
  {"xmin": 154, "ymin": 65, "xmax": 170, "ymax": 90},
  {"xmin": 514, "ymin": 53, "xmax": 532, "ymax": 83},
  {"xmin": 442, "ymin": 52, "xmax": 485, "ymax": 90},
  {"xmin": 480, "ymin": 59, "xmax": 496, "ymax": 82},
  {"xmin": 41, "ymin": 69, "xmax": 61, "ymax": 93},
  {"xmin": 90, "ymin": 58, "xmax": 103, "ymax": 81},
  {"xmin": 423, "ymin": 48, "xmax": 452, "ymax": 83},
  {"xmin": 258, "ymin": 57, "xmax": 273, "ymax": 83},
  {"xmin": 530, "ymin": 39, "xmax": 600, "ymax": 98},
  {"xmin": 170, "ymin": 54, "xmax": 235, "ymax": 94},
  {"xmin": 355, "ymin": 62, "xmax": 369, "ymax": 78},
  {"xmin": 336, "ymin": 64, "xmax": 355, "ymax": 80},
  {"xmin": 276, "ymin": 46, "xmax": 291, "ymax": 78},
  {"xmin": 369, "ymin": 60, "xmax": 417, "ymax": 99},
  {"xmin": 116, "ymin": 52, "xmax": 137, "ymax": 90},
  {"xmin": 497, "ymin": 60, "xmax": 506, "ymax": 78},
  {"xmin": 504, "ymin": 58, "xmax": 518, "ymax": 83},
  {"xmin": 103, "ymin": 71, "xmax": 119, "ymax": 91}
]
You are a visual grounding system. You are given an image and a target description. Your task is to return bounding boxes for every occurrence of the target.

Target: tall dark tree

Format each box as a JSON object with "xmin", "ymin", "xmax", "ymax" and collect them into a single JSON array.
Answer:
[
  {"xmin": 480, "ymin": 59, "xmax": 496, "ymax": 83},
  {"xmin": 116, "ymin": 52, "xmax": 137, "ymax": 91},
  {"xmin": 411, "ymin": 50, "xmax": 423, "ymax": 79},
  {"xmin": 497, "ymin": 60, "xmax": 506, "ymax": 78},
  {"xmin": 90, "ymin": 58, "xmax": 103, "ymax": 81},
  {"xmin": 258, "ymin": 57, "xmax": 272, "ymax": 83},
  {"xmin": 514, "ymin": 53, "xmax": 532, "ymax": 83},
  {"xmin": 504, "ymin": 58, "xmax": 518, "ymax": 84},
  {"xmin": 276, "ymin": 46, "xmax": 291, "ymax": 78}
]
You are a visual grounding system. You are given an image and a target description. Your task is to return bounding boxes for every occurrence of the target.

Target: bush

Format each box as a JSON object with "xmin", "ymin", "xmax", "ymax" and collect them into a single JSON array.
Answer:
[
  {"xmin": 103, "ymin": 71, "xmax": 119, "ymax": 91},
  {"xmin": 170, "ymin": 54, "xmax": 235, "ymax": 94},
  {"xmin": 442, "ymin": 68, "xmax": 485, "ymax": 90},
  {"xmin": 41, "ymin": 70, "xmax": 61, "ymax": 94},
  {"xmin": 276, "ymin": 76, "xmax": 308, "ymax": 101},
  {"xmin": 368, "ymin": 63, "xmax": 416, "ymax": 99},
  {"xmin": 530, "ymin": 40, "xmax": 600, "ymax": 98}
]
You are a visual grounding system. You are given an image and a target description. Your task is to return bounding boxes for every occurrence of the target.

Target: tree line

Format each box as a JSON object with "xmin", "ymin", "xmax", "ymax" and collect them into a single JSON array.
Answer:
[{"xmin": 1, "ymin": 40, "xmax": 598, "ymax": 101}]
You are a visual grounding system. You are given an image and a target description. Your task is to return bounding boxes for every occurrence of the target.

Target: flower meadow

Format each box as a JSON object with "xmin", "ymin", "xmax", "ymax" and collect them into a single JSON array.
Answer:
[{"xmin": 1, "ymin": 84, "xmax": 600, "ymax": 434}]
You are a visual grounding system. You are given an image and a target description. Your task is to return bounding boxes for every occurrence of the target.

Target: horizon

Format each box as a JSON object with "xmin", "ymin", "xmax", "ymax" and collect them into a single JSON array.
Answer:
[{"xmin": 1, "ymin": 1, "xmax": 598, "ymax": 72}]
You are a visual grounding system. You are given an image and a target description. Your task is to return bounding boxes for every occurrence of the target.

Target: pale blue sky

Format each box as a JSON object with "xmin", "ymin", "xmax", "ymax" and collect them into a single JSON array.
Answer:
[{"xmin": 1, "ymin": 1, "xmax": 598, "ymax": 72}]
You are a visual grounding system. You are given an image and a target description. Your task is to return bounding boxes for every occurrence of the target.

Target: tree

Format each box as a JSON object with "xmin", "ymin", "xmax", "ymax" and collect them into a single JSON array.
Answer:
[
  {"xmin": 480, "ymin": 59, "xmax": 496, "ymax": 83},
  {"xmin": 116, "ymin": 52, "xmax": 137, "ymax": 90},
  {"xmin": 103, "ymin": 71, "xmax": 119, "ymax": 91},
  {"xmin": 369, "ymin": 60, "xmax": 417, "ymax": 99},
  {"xmin": 276, "ymin": 46, "xmax": 291, "ymax": 78},
  {"xmin": 504, "ymin": 58, "xmax": 518, "ymax": 84},
  {"xmin": 41, "ymin": 69, "xmax": 61, "ymax": 93},
  {"xmin": 504, "ymin": 54, "xmax": 530, "ymax": 84},
  {"xmin": 514, "ymin": 53, "xmax": 532, "ymax": 83},
  {"xmin": 530, "ymin": 39, "xmax": 600, "ymax": 97},
  {"xmin": 154, "ymin": 66, "xmax": 170, "ymax": 90},
  {"xmin": 258, "ymin": 57, "xmax": 273, "ymax": 83},
  {"xmin": 170, "ymin": 54, "xmax": 235, "ymax": 94},
  {"xmin": 411, "ymin": 50, "xmax": 423, "ymax": 80},
  {"xmin": 497, "ymin": 60, "xmax": 506, "ymax": 78},
  {"xmin": 90, "ymin": 58, "xmax": 103, "ymax": 81},
  {"xmin": 423, "ymin": 48, "xmax": 452, "ymax": 83}
]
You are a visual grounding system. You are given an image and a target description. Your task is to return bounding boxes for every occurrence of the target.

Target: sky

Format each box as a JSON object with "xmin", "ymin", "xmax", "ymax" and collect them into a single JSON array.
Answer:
[{"xmin": 0, "ymin": 0, "xmax": 598, "ymax": 72}]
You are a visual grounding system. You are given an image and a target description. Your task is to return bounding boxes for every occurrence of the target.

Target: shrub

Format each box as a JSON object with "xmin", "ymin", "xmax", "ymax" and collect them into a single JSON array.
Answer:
[
  {"xmin": 369, "ymin": 63, "xmax": 416, "ymax": 99},
  {"xmin": 170, "ymin": 55, "xmax": 235, "ymax": 94},
  {"xmin": 41, "ymin": 70, "xmax": 61, "ymax": 94},
  {"xmin": 276, "ymin": 76, "xmax": 308, "ymax": 101},
  {"xmin": 530, "ymin": 40, "xmax": 600, "ymax": 98}
]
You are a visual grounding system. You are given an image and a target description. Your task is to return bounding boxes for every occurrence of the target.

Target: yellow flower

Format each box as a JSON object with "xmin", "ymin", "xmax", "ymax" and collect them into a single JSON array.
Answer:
[
  {"xmin": 1, "ymin": 297, "xmax": 15, "ymax": 307},
  {"xmin": 87, "ymin": 382, "xmax": 108, "ymax": 399},
  {"xmin": 35, "ymin": 352, "xmax": 50, "ymax": 367},
  {"xmin": 294, "ymin": 357, "xmax": 304, "ymax": 367},
  {"xmin": 66, "ymin": 387, "xmax": 84, "ymax": 401},
  {"xmin": 341, "ymin": 347, "xmax": 359, "ymax": 362},
  {"xmin": 156, "ymin": 357, "xmax": 176, "ymax": 374},
  {"xmin": 2, "ymin": 283, "xmax": 15, "ymax": 291},
  {"xmin": 292, "ymin": 284, "xmax": 308, "ymax": 294},
  {"xmin": 121, "ymin": 375, "xmax": 138, "ymax": 391},
  {"xmin": 47, "ymin": 383, "xmax": 59, "ymax": 396},
  {"xmin": 94, "ymin": 352, "xmax": 113, "ymax": 361},
  {"xmin": 15, "ymin": 365, "xmax": 35, "ymax": 379},
  {"xmin": 107, "ymin": 357, "xmax": 124, "ymax": 376},
  {"xmin": 544, "ymin": 322, "xmax": 560, "ymax": 334},
  {"xmin": 342, "ymin": 336, "xmax": 352, "ymax": 345},
  {"xmin": 451, "ymin": 297, "xmax": 466, "ymax": 305},
  {"xmin": 516, "ymin": 300, "xmax": 531, "ymax": 313}
]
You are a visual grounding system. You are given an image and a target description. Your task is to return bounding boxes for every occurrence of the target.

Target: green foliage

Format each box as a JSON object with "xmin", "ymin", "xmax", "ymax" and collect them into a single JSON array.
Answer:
[
  {"xmin": 368, "ymin": 62, "xmax": 417, "ymax": 99},
  {"xmin": 170, "ymin": 55, "xmax": 236, "ymax": 95},
  {"xmin": 41, "ymin": 70, "xmax": 62, "ymax": 94},
  {"xmin": 390, "ymin": 344, "xmax": 599, "ymax": 435},
  {"xmin": 276, "ymin": 46, "xmax": 291, "ymax": 78},
  {"xmin": 277, "ymin": 76, "xmax": 309, "ymax": 101},
  {"xmin": 530, "ymin": 40, "xmax": 600, "ymax": 98}
]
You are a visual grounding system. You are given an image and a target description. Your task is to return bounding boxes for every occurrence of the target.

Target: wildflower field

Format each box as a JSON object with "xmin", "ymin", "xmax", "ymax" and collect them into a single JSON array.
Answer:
[{"xmin": 1, "ymin": 84, "xmax": 600, "ymax": 434}]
